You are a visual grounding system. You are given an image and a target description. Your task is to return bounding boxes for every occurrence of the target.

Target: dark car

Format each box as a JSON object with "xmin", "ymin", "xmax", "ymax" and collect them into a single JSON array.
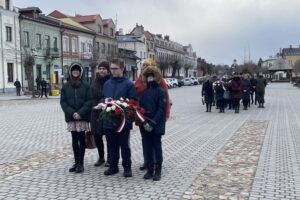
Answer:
[{"xmin": 178, "ymin": 79, "xmax": 184, "ymax": 87}]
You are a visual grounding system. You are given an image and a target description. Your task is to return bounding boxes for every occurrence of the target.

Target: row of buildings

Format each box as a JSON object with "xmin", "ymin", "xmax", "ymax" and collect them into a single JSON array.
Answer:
[{"xmin": 0, "ymin": 0, "xmax": 197, "ymax": 94}]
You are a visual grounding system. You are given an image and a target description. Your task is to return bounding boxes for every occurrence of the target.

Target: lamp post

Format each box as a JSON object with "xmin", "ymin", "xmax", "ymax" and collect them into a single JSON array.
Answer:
[{"xmin": 31, "ymin": 48, "xmax": 37, "ymax": 98}]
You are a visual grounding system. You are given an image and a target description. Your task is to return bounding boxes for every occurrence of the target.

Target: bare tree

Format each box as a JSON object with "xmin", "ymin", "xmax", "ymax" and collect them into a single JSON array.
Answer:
[{"xmin": 23, "ymin": 54, "xmax": 35, "ymax": 92}]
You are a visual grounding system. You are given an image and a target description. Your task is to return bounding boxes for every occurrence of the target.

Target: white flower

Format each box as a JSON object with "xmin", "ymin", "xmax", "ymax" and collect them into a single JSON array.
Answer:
[
  {"xmin": 122, "ymin": 102, "xmax": 128, "ymax": 107},
  {"xmin": 111, "ymin": 105, "xmax": 116, "ymax": 110},
  {"xmin": 116, "ymin": 100, "xmax": 121, "ymax": 105},
  {"xmin": 120, "ymin": 97, "xmax": 124, "ymax": 101},
  {"xmin": 106, "ymin": 107, "xmax": 112, "ymax": 112},
  {"xmin": 126, "ymin": 98, "xmax": 129, "ymax": 102}
]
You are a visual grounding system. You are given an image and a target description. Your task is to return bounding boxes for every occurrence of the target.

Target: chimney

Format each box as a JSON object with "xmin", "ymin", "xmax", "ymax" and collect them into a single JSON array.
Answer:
[
  {"xmin": 118, "ymin": 28, "xmax": 124, "ymax": 35},
  {"xmin": 164, "ymin": 35, "xmax": 170, "ymax": 41}
]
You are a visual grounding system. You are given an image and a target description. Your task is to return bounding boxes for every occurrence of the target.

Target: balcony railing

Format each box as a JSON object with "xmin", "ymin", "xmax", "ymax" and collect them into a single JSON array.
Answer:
[{"xmin": 44, "ymin": 48, "xmax": 60, "ymax": 58}]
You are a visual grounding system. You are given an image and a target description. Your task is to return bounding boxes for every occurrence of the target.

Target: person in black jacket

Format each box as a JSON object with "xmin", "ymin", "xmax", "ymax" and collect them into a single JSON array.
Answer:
[
  {"xmin": 14, "ymin": 79, "xmax": 21, "ymax": 96},
  {"xmin": 139, "ymin": 66, "xmax": 167, "ymax": 181},
  {"xmin": 202, "ymin": 76, "xmax": 214, "ymax": 112},
  {"xmin": 60, "ymin": 62, "xmax": 92, "ymax": 173},
  {"xmin": 90, "ymin": 61, "xmax": 111, "ymax": 167},
  {"xmin": 101, "ymin": 58, "xmax": 137, "ymax": 177},
  {"xmin": 40, "ymin": 78, "xmax": 48, "ymax": 98}
]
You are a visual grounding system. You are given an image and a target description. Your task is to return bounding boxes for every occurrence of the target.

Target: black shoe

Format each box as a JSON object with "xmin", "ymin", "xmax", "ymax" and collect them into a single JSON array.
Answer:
[
  {"xmin": 69, "ymin": 164, "xmax": 77, "ymax": 172},
  {"xmin": 104, "ymin": 167, "xmax": 119, "ymax": 176},
  {"xmin": 153, "ymin": 164, "xmax": 162, "ymax": 181},
  {"xmin": 143, "ymin": 165, "xmax": 154, "ymax": 179},
  {"xmin": 94, "ymin": 158, "xmax": 105, "ymax": 167},
  {"xmin": 139, "ymin": 163, "xmax": 147, "ymax": 171},
  {"xmin": 123, "ymin": 168, "xmax": 132, "ymax": 177},
  {"xmin": 75, "ymin": 164, "xmax": 84, "ymax": 173}
]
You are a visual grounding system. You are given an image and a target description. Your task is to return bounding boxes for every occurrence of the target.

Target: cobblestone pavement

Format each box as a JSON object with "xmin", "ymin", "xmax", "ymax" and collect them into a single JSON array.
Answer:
[{"xmin": 0, "ymin": 83, "xmax": 299, "ymax": 200}]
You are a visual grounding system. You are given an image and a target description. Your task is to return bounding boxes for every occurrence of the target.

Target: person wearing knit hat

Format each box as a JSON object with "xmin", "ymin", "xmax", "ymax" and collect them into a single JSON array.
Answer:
[
  {"xmin": 90, "ymin": 61, "xmax": 111, "ymax": 167},
  {"xmin": 60, "ymin": 62, "xmax": 92, "ymax": 173}
]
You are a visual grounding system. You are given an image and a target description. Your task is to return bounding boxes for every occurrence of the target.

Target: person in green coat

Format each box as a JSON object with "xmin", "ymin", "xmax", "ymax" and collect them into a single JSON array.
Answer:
[{"xmin": 60, "ymin": 62, "xmax": 92, "ymax": 173}]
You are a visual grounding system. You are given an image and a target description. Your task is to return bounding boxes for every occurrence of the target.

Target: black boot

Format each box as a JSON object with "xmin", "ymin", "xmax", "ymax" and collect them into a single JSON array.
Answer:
[
  {"xmin": 94, "ymin": 158, "xmax": 105, "ymax": 167},
  {"xmin": 261, "ymin": 103, "xmax": 264, "ymax": 108},
  {"xmin": 143, "ymin": 164, "xmax": 154, "ymax": 179},
  {"xmin": 139, "ymin": 163, "xmax": 147, "ymax": 170},
  {"xmin": 123, "ymin": 164, "xmax": 132, "ymax": 177},
  {"xmin": 206, "ymin": 104, "xmax": 208, "ymax": 112},
  {"xmin": 75, "ymin": 156, "xmax": 84, "ymax": 173},
  {"xmin": 69, "ymin": 164, "xmax": 77, "ymax": 172},
  {"xmin": 104, "ymin": 166, "xmax": 119, "ymax": 176},
  {"xmin": 153, "ymin": 164, "xmax": 162, "ymax": 181}
]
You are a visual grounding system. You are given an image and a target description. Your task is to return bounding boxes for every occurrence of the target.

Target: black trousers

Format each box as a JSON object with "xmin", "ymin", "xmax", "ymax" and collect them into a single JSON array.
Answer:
[
  {"xmin": 16, "ymin": 88, "xmax": 21, "ymax": 96},
  {"xmin": 217, "ymin": 99, "xmax": 225, "ymax": 112},
  {"xmin": 242, "ymin": 99, "xmax": 250, "ymax": 108},
  {"xmin": 141, "ymin": 131, "xmax": 163, "ymax": 165},
  {"xmin": 256, "ymin": 91, "xmax": 265, "ymax": 104},
  {"xmin": 104, "ymin": 128, "xmax": 131, "ymax": 168},
  {"xmin": 41, "ymin": 88, "xmax": 47, "ymax": 97},
  {"xmin": 71, "ymin": 131, "xmax": 86, "ymax": 165},
  {"xmin": 94, "ymin": 133, "xmax": 110, "ymax": 162},
  {"xmin": 232, "ymin": 98, "xmax": 240, "ymax": 111}
]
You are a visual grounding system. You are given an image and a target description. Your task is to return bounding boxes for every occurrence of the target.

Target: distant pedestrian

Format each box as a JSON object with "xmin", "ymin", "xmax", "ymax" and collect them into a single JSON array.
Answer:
[
  {"xmin": 40, "ymin": 78, "xmax": 48, "ymax": 98},
  {"xmin": 229, "ymin": 72, "xmax": 243, "ymax": 113},
  {"xmin": 242, "ymin": 74, "xmax": 251, "ymax": 110},
  {"xmin": 250, "ymin": 74, "xmax": 257, "ymax": 105},
  {"xmin": 14, "ymin": 79, "xmax": 21, "ymax": 96},
  {"xmin": 36, "ymin": 76, "xmax": 41, "ymax": 91},
  {"xmin": 139, "ymin": 65, "xmax": 167, "ymax": 181},
  {"xmin": 135, "ymin": 58, "xmax": 171, "ymax": 171},
  {"xmin": 213, "ymin": 80, "xmax": 225, "ymax": 113},
  {"xmin": 60, "ymin": 62, "xmax": 92, "ymax": 173},
  {"xmin": 202, "ymin": 76, "xmax": 214, "ymax": 112},
  {"xmin": 90, "ymin": 61, "xmax": 111, "ymax": 167},
  {"xmin": 256, "ymin": 74, "xmax": 267, "ymax": 108}
]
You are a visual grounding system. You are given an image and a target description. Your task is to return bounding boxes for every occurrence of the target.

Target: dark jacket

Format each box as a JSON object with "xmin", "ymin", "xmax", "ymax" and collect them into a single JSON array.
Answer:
[
  {"xmin": 14, "ymin": 80, "xmax": 21, "ymax": 88},
  {"xmin": 242, "ymin": 79, "xmax": 251, "ymax": 100},
  {"xmin": 256, "ymin": 77, "xmax": 267, "ymax": 93},
  {"xmin": 60, "ymin": 63, "xmax": 92, "ymax": 123},
  {"xmin": 90, "ymin": 75, "xmax": 110, "ymax": 135},
  {"xmin": 214, "ymin": 81, "xmax": 225, "ymax": 101},
  {"xmin": 202, "ymin": 80, "xmax": 214, "ymax": 103},
  {"xmin": 41, "ymin": 80, "xmax": 47, "ymax": 89},
  {"xmin": 140, "ymin": 82, "xmax": 167, "ymax": 135},
  {"xmin": 250, "ymin": 78, "xmax": 257, "ymax": 92},
  {"xmin": 102, "ymin": 76, "xmax": 137, "ymax": 130},
  {"xmin": 230, "ymin": 77, "xmax": 243, "ymax": 99}
]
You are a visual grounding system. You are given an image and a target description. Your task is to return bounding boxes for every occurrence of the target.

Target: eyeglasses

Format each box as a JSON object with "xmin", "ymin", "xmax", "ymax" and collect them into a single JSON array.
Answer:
[{"xmin": 110, "ymin": 68, "xmax": 120, "ymax": 70}]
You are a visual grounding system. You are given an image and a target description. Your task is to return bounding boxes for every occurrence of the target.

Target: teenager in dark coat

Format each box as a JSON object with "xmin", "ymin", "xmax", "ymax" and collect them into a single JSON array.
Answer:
[
  {"xmin": 256, "ymin": 75, "xmax": 267, "ymax": 108},
  {"xmin": 60, "ymin": 62, "xmax": 92, "ymax": 173},
  {"xmin": 213, "ymin": 80, "xmax": 225, "ymax": 113},
  {"xmin": 242, "ymin": 74, "xmax": 251, "ymax": 110},
  {"xmin": 139, "ymin": 66, "xmax": 167, "ymax": 181},
  {"xmin": 90, "ymin": 61, "xmax": 111, "ymax": 167},
  {"xmin": 101, "ymin": 59, "xmax": 137, "ymax": 178},
  {"xmin": 229, "ymin": 73, "xmax": 243, "ymax": 113}
]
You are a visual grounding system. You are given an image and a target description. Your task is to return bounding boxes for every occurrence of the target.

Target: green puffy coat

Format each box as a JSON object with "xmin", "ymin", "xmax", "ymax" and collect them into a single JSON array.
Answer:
[{"xmin": 60, "ymin": 81, "xmax": 92, "ymax": 122}]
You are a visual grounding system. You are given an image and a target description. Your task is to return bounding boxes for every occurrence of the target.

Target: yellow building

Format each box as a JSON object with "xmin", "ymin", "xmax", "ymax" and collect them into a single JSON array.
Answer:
[{"xmin": 280, "ymin": 46, "xmax": 300, "ymax": 77}]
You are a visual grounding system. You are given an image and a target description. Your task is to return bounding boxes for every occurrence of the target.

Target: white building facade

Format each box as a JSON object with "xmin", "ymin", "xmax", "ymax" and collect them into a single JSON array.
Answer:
[{"xmin": 0, "ymin": 0, "xmax": 21, "ymax": 93}]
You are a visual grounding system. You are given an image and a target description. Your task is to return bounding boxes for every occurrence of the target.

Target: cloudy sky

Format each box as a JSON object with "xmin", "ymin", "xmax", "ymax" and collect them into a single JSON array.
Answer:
[{"xmin": 14, "ymin": 0, "xmax": 300, "ymax": 65}]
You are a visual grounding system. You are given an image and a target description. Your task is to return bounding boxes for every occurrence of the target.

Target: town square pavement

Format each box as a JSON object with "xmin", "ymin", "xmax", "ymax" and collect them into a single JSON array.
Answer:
[{"xmin": 0, "ymin": 82, "xmax": 299, "ymax": 200}]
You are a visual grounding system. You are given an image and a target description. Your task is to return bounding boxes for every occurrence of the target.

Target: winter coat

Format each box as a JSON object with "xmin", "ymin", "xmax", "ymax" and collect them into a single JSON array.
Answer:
[
  {"xmin": 102, "ymin": 76, "xmax": 137, "ymax": 130},
  {"xmin": 250, "ymin": 78, "xmax": 257, "ymax": 92},
  {"xmin": 242, "ymin": 79, "xmax": 251, "ymax": 100},
  {"xmin": 230, "ymin": 77, "xmax": 243, "ymax": 99},
  {"xmin": 60, "ymin": 63, "xmax": 92, "ymax": 123},
  {"xmin": 135, "ymin": 76, "xmax": 170, "ymax": 119},
  {"xmin": 90, "ymin": 75, "xmax": 110, "ymax": 135},
  {"xmin": 140, "ymin": 81, "xmax": 167, "ymax": 135},
  {"xmin": 256, "ymin": 77, "xmax": 267, "ymax": 93},
  {"xmin": 214, "ymin": 82, "xmax": 225, "ymax": 101},
  {"xmin": 14, "ymin": 81, "xmax": 21, "ymax": 88},
  {"xmin": 202, "ymin": 80, "xmax": 214, "ymax": 103}
]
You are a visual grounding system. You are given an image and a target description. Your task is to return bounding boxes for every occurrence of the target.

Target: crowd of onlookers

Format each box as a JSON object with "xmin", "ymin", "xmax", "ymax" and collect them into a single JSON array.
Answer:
[{"xmin": 201, "ymin": 72, "xmax": 267, "ymax": 113}]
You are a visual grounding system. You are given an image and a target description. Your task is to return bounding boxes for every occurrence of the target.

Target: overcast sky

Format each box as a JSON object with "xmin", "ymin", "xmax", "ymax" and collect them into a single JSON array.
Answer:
[{"xmin": 14, "ymin": 0, "xmax": 300, "ymax": 65}]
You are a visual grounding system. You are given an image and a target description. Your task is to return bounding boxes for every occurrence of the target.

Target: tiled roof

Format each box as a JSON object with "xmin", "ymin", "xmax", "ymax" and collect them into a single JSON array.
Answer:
[
  {"xmin": 144, "ymin": 31, "xmax": 154, "ymax": 40},
  {"xmin": 72, "ymin": 15, "xmax": 97, "ymax": 23},
  {"xmin": 282, "ymin": 47, "xmax": 300, "ymax": 56},
  {"xmin": 103, "ymin": 19, "xmax": 112, "ymax": 26},
  {"xmin": 60, "ymin": 18, "xmax": 91, "ymax": 30},
  {"xmin": 48, "ymin": 10, "xmax": 69, "ymax": 19}
]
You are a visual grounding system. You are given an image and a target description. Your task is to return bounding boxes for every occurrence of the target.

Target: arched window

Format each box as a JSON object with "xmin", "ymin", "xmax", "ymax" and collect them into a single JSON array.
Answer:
[{"xmin": 5, "ymin": 0, "xmax": 10, "ymax": 10}]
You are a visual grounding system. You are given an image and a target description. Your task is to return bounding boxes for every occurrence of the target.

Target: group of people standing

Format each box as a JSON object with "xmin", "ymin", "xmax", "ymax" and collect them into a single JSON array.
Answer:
[
  {"xmin": 60, "ymin": 58, "xmax": 170, "ymax": 181},
  {"xmin": 202, "ymin": 72, "xmax": 267, "ymax": 113}
]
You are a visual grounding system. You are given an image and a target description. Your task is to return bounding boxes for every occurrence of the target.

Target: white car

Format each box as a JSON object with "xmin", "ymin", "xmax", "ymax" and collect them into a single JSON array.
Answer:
[
  {"xmin": 164, "ymin": 78, "xmax": 172, "ymax": 88},
  {"xmin": 190, "ymin": 77, "xmax": 199, "ymax": 85},
  {"xmin": 183, "ymin": 78, "xmax": 193, "ymax": 86},
  {"xmin": 167, "ymin": 78, "xmax": 178, "ymax": 87}
]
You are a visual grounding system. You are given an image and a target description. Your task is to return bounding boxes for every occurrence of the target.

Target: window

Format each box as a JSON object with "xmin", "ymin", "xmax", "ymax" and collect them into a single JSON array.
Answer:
[
  {"xmin": 7, "ymin": 63, "xmax": 13, "ymax": 83},
  {"xmin": 44, "ymin": 35, "xmax": 50, "ymax": 49},
  {"xmin": 53, "ymin": 37, "xmax": 58, "ymax": 51},
  {"xmin": 96, "ymin": 42, "xmax": 100, "ymax": 52},
  {"xmin": 35, "ymin": 34, "xmax": 41, "ymax": 49},
  {"xmin": 63, "ymin": 36, "xmax": 69, "ymax": 52},
  {"xmin": 110, "ymin": 28, "xmax": 114, "ymax": 37},
  {"xmin": 98, "ymin": 25, "xmax": 102, "ymax": 33},
  {"xmin": 101, "ymin": 43, "xmax": 105, "ymax": 54},
  {"xmin": 5, "ymin": 0, "xmax": 10, "ymax": 10},
  {"xmin": 81, "ymin": 42, "xmax": 85, "ymax": 53},
  {"xmin": 108, "ymin": 44, "xmax": 111, "ymax": 54},
  {"xmin": 6, "ymin": 26, "xmax": 12, "ymax": 42},
  {"xmin": 72, "ymin": 38, "xmax": 78, "ymax": 53},
  {"xmin": 23, "ymin": 31, "xmax": 29, "ymax": 47}
]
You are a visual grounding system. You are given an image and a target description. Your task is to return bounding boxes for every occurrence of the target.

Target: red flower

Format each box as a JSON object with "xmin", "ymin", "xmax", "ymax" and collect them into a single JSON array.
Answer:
[
  {"xmin": 129, "ymin": 99, "xmax": 135, "ymax": 104},
  {"xmin": 115, "ymin": 108, "xmax": 122, "ymax": 116},
  {"xmin": 128, "ymin": 110, "xmax": 134, "ymax": 117},
  {"xmin": 129, "ymin": 103, "xmax": 134, "ymax": 109},
  {"xmin": 140, "ymin": 108, "xmax": 145, "ymax": 114}
]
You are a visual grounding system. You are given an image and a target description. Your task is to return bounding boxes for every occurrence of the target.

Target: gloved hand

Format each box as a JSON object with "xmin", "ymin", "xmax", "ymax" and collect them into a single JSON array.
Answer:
[{"xmin": 143, "ymin": 122, "xmax": 153, "ymax": 132}]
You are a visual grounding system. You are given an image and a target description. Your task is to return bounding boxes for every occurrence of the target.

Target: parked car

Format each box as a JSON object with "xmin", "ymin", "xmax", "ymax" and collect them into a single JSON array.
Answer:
[
  {"xmin": 168, "ymin": 78, "xmax": 179, "ymax": 87},
  {"xmin": 190, "ymin": 77, "xmax": 199, "ymax": 85},
  {"xmin": 164, "ymin": 78, "xmax": 172, "ymax": 88},
  {"xmin": 182, "ymin": 78, "xmax": 193, "ymax": 86},
  {"xmin": 178, "ymin": 79, "xmax": 184, "ymax": 87}
]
